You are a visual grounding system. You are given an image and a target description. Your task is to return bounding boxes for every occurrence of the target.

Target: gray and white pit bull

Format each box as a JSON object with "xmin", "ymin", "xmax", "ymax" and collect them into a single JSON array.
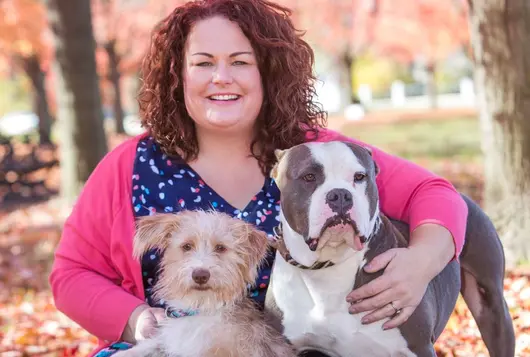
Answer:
[{"xmin": 265, "ymin": 141, "xmax": 515, "ymax": 357}]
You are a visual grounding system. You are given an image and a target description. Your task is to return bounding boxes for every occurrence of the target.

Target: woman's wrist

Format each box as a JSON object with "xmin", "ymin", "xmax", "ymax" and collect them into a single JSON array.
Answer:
[{"xmin": 408, "ymin": 223, "xmax": 456, "ymax": 281}]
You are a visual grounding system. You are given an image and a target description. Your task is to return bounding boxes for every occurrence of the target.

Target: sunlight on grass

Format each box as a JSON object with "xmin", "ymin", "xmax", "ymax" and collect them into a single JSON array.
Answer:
[
  {"xmin": 0, "ymin": 78, "xmax": 31, "ymax": 117},
  {"xmin": 339, "ymin": 116, "xmax": 484, "ymax": 203},
  {"xmin": 341, "ymin": 117, "xmax": 482, "ymax": 163}
]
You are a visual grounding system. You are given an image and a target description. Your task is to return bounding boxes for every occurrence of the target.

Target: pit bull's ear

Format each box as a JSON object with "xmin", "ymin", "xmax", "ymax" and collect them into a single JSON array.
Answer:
[
  {"xmin": 363, "ymin": 146, "xmax": 379, "ymax": 176},
  {"xmin": 274, "ymin": 149, "xmax": 286, "ymax": 162},
  {"xmin": 342, "ymin": 141, "xmax": 380, "ymax": 176},
  {"xmin": 270, "ymin": 149, "xmax": 286, "ymax": 182},
  {"xmin": 133, "ymin": 213, "xmax": 181, "ymax": 260}
]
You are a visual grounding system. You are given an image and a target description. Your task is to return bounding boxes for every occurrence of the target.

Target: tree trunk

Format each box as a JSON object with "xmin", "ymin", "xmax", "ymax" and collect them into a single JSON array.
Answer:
[
  {"xmin": 338, "ymin": 50, "xmax": 355, "ymax": 110},
  {"xmin": 46, "ymin": 0, "xmax": 108, "ymax": 206},
  {"xmin": 20, "ymin": 54, "xmax": 53, "ymax": 145},
  {"xmin": 425, "ymin": 62, "xmax": 438, "ymax": 109},
  {"xmin": 467, "ymin": 0, "xmax": 530, "ymax": 267},
  {"xmin": 105, "ymin": 40, "xmax": 125, "ymax": 134}
]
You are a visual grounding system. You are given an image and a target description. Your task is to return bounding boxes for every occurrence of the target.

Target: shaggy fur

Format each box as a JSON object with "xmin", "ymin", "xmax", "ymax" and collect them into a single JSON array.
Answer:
[{"xmin": 114, "ymin": 210, "xmax": 296, "ymax": 357}]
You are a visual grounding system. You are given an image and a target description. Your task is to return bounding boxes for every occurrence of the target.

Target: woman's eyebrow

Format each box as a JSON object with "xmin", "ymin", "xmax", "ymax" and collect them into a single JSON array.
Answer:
[
  {"xmin": 191, "ymin": 51, "xmax": 253, "ymax": 57},
  {"xmin": 229, "ymin": 51, "xmax": 253, "ymax": 57}
]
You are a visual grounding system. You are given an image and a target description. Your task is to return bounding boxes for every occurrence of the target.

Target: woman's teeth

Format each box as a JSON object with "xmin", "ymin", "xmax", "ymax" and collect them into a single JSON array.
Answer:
[{"xmin": 209, "ymin": 94, "xmax": 239, "ymax": 101}]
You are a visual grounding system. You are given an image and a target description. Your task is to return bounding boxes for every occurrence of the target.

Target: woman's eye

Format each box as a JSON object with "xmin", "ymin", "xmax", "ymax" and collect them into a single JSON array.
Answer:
[
  {"xmin": 354, "ymin": 173, "xmax": 366, "ymax": 182},
  {"xmin": 181, "ymin": 243, "xmax": 193, "ymax": 251},
  {"xmin": 302, "ymin": 173, "xmax": 316, "ymax": 182},
  {"xmin": 215, "ymin": 244, "xmax": 227, "ymax": 253},
  {"xmin": 232, "ymin": 61, "xmax": 247, "ymax": 65},
  {"xmin": 196, "ymin": 62, "xmax": 212, "ymax": 67}
]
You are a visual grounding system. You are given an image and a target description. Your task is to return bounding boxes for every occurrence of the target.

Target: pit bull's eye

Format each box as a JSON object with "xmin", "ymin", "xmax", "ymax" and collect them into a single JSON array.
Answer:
[
  {"xmin": 181, "ymin": 243, "xmax": 193, "ymax": 252},
  {"xmin": 215, "ymin": 244, "xmax": 227, "ymax": 253},
  {"xmin": 302, "ymin": 173, "xmax": 316, "ymax": 182},
  {"xmin": 354, "ymin": 173, "xmax": 366, "ymax": 182}
]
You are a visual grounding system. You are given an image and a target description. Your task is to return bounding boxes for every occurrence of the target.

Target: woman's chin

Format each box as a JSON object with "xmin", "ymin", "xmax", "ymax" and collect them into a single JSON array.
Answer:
[{"xmin": 203, "ymin": 116, "xmax": 252, "ymax": 131}]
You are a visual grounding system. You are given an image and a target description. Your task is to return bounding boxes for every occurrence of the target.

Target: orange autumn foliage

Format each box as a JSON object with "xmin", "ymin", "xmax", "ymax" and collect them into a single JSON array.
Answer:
[{"xmin": 0, "ymin": 0, "xmax": 52, "ymax": 72}]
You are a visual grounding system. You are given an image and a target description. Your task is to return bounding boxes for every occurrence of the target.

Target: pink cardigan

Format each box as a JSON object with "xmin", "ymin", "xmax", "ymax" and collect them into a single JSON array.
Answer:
[{"xmin": 49, "ymin": 129, "xmax": 468, "ymax": 354}]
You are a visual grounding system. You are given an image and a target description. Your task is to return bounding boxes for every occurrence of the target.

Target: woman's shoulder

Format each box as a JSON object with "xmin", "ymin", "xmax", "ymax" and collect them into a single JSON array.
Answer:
[
  {"xmin": 83, "ymin": 132, "xmax": 148, "ymax": 195},
  {"xmin": 94, "ymin": 132, "xmax": 148, "ymax": 174},
  {"xmin": 105, "ymin": 132, "xmax": 148, "ymax": 163},
  {"xmin": 75, "ymin": 132, "xmax": 148, "ymax": 216},
  {"xmin": 305, "ymin": 127, "xmax": 359, "ymax": 144}
]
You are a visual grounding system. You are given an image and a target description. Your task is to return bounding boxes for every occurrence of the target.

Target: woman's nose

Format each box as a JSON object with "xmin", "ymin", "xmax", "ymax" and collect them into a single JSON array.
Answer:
[{"xmin": 212, "ymin": 64, "xmax": 233, "ymax": 84}]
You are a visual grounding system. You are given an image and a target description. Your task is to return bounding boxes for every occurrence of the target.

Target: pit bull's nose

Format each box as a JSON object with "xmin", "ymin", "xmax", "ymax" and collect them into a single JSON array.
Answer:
[
  {"xmin": 326, "ymin": 188, "xmax": 353, "ymax": 214},
  {"xmin": 192, "ymin": 268, "xmax": 210, "ymax": 285}
]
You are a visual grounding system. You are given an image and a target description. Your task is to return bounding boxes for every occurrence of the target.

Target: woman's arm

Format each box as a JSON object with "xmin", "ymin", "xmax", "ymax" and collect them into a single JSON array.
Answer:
[
  {"xmin": 49, "ymin": 142, "xmax": 145, "ymax": 343},
  {"xmin": 371, "ymin": 144, "xmax": 467, "ymax": 262}
]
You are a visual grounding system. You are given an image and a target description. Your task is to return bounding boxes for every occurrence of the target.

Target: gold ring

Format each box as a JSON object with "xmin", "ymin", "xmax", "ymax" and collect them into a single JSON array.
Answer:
[{"xmin": 390, "ymin": 301, "xmax": 402, "ymax": 314}]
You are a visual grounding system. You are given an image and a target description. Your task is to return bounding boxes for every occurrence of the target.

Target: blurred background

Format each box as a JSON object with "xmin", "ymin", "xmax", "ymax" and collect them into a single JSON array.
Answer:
[{"xmin": 0, "ymin": 0, "xmax": 529, "ymax": 356}]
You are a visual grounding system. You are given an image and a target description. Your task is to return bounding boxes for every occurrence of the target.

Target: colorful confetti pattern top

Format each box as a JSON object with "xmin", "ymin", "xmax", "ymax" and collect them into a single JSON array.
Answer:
[{"xmin": 132, "ymin": 136, "xmax": 280, "ymax": 309}]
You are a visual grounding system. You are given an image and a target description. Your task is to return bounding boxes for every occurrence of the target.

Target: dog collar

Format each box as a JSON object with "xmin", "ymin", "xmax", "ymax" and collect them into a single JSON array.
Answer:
[
  {"xmin": 272, "ymin": 224, "xmax": 335, "ymax": 270},
  {"xmin": 165, "ymin": 307, "xmax": 199, "ymax": 319}
]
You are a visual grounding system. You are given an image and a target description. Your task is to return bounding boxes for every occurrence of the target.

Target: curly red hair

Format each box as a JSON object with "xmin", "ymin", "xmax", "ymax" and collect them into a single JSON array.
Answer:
[{"xmin": 138, "ymin": 0, "xmax": 327, "ymax": 174}]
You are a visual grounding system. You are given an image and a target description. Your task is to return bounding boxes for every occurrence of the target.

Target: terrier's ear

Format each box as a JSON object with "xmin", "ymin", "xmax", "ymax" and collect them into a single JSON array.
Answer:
[
  {"xmin": 234, "ymin": 222, "xmax": 269, "ymax": 283},
  {"xmin": 247, "ymin": 227, "xmax": 269, "ymax": 270},
  {"xmin": 133, "ymin": 213, "xmax": 182, "ymax": 260}
]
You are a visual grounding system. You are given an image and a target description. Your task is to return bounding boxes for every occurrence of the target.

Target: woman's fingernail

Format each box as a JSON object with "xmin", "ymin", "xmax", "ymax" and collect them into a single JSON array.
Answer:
[{"xmin": 361, "ymin": 318, "xmax": 369, "ymax": 324}]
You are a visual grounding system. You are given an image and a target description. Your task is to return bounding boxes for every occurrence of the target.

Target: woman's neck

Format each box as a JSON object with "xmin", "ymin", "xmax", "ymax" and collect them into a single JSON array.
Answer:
[{"xmin": 194, "ymin": 128, "xmax": 257, "ymax": 164}]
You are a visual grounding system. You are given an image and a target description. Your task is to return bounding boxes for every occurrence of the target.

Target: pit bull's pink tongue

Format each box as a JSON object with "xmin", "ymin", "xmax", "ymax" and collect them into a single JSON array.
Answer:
[
  {"xmin": 354, "ymin": 235, "xmax": 364, "ymax": 251},
  {"xmin": 308, "ymin": 238, "xmax": 319, "ymax": 251}
]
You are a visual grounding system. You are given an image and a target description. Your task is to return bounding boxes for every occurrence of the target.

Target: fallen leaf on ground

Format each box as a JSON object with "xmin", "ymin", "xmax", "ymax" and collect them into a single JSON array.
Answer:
[{"xmin": 0, "ymin": 137, "xmax": 528, "ymax": 356}]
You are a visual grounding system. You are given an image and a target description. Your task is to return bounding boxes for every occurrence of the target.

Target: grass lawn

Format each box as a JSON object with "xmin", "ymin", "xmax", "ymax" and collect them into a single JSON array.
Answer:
[
  {"xmin": 0, "ymin": 78, "xmax": 31, "ymax": 117},
  {"xmin": 339, "ymin": 116, "xmax": 485, "ymax": 204},
  {"xmin": 340, "ymin": 116, "xmax": 481, "ymax": 163}
]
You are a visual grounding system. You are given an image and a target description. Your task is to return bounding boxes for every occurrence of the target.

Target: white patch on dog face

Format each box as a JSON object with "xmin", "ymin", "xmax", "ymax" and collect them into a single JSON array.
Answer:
[
  {"xmin": 280, "ymin": 210, "xmax": 320, "ymax": 267},
  {"xmin": 133, "ymin": 210, "xmax": 268, "ymax": 311},
  {"xmin": 272, "ymin": 141, "xmax": 380, "ymax": 264},
  {"xmin": 307, "ymin": 142, "xmax": 373, "ymax": 239}
]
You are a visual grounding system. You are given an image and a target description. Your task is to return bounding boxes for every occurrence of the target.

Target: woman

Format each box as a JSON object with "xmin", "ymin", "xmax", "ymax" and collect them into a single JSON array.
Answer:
[{"xmin": 49, "ymin": 0, "xmax": 468, "ymax": 356}]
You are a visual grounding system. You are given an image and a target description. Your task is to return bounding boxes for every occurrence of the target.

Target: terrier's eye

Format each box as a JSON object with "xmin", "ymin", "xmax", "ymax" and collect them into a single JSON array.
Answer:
[
  {"xmin": 181, "ymin": 243, "xmax": 193, "ymax": 252},
  {"xmin": 302, "ymin": 173, "xmax": 315, "ymax": 182},
  {"xmin": 215, "ymin": 244, "xmax": 227, "ymax": 253},
  {"xmin": 354, "ymin": 173, "xmax": 366, "ymax": 182}
]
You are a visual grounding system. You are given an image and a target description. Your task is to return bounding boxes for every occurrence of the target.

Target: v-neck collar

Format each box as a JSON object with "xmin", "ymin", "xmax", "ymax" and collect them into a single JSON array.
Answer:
[{"xmin": 180, "ymin": 162, "xmax": 271, "ymax": 213}]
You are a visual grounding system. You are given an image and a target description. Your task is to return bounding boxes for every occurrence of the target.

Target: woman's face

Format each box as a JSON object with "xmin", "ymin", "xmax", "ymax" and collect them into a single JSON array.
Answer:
[{"xmin": 183, "ymin": 16, "xmax": 263, "ymax": 136}]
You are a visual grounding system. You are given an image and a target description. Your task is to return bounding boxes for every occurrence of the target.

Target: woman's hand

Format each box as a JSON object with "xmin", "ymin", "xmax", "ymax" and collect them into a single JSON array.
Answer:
[
  {"xmin": 345, "ymin": 223, "xmax": 456, "ymax": 330},
  {"xmin": 345, "ymin": 247, "xmax": 432, "ymax": 329},
  {"xmin": 134, "ymin": 306, "xmax": 166, "ymax": 341},
  {"xmin": 122, "ymin": 304, "xmax": 166, "ymax": 343}
]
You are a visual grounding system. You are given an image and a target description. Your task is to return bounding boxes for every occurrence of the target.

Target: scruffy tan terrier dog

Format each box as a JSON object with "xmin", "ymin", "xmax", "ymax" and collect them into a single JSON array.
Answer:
[{"xmin": 114, "ymin": 210, "xmax": 296, "ymax": 357}]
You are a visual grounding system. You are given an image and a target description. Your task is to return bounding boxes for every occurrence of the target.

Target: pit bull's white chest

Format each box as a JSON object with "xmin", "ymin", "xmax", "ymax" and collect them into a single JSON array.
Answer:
[{"xmin": 270, "ymin": 252, "xmax": 415, "ymax": 357}]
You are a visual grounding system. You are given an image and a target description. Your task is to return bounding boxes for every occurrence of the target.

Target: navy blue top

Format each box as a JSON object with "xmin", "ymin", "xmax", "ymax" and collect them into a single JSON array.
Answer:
[{"xmin": 131, "ymin": 136, "xmax": 280, "ymax": 309}]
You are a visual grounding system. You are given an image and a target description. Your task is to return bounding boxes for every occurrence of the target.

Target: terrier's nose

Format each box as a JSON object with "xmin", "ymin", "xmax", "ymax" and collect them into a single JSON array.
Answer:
[
  {"xmin": 192, "ymin": 269, "xmax": 210, "ymax": 285},
  {"xmin": 326, "ymin": 188, "xmax": 353, "ymax": 214}
]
